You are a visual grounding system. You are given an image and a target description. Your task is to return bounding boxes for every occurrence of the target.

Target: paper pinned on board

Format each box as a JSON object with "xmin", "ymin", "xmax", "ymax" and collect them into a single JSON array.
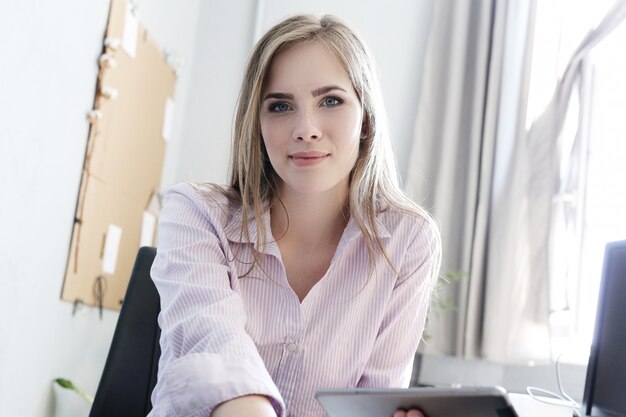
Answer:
[
  {"xmin": 162, "ymin": 98, "xmax": 175, "ymax": 142},
  {"xmin": 122, "ymin": 3, "xmax": 138, "ymax": 58},
  {"xmin": 102, "ymin": 224, "xmax": 123, "ymax": 275},
  {"xmin": 140, "ymin": 211, "xmax": 157, "ymax": 247}
]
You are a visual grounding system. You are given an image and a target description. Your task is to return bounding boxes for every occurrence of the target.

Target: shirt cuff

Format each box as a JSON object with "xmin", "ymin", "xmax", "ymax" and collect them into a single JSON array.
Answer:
[{"xmin": 159, "ymin": 352, "xmax": 285, "ymax": 417}]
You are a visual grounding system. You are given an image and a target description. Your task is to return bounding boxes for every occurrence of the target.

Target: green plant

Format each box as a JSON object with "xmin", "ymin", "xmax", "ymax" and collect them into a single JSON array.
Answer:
[
  {"xmin": 423, "ymin": 270, "xmax": 466, "ymax": 341},
  {"xmin": 432, "ymin": 270, "xmax": 464, "ymax": 315},
  {"xmin": 54, "ymin": 378, "xmax": 94, "ymax": 404}
]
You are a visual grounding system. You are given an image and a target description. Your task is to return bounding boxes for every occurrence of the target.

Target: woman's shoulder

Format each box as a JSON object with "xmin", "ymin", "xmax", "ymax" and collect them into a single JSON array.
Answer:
[
  {"xmin": 162, "ymin": 182, "xmax": 233, "ymax": 207},
  {"xmin": 164, "ymin": 182, "xmax": 232, "ymax": 203},
  {"xmin": 377, "ymin": 204, "xmax": 439, "ymax": 243},
  {"xmin": 161, "ymin": 182, "xmax": 240, "ymax": 226}
]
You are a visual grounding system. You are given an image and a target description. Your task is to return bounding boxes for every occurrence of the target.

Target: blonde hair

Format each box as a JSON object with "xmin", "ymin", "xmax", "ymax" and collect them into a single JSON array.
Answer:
[{"xmin": 218, "ymin": 14, "xmax": 440, "ymax": 278}]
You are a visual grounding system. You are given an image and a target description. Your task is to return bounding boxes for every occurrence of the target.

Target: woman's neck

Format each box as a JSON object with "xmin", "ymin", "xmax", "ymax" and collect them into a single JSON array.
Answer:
[{"xmin": 270, "ymin": 181, "xmax": 350, "ymax": 250}]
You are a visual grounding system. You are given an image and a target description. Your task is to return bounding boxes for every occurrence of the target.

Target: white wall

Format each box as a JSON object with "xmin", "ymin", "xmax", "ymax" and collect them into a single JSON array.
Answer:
[
  {"xmin": 0, "ymin": 2, "xmax": 200, "ymax": 416},
  {"xmin": 417, "ymin": 353, "xmax": 587, "ymax": 402},
  {"xmin": 170, "ymin": 1, "xmax": 259, "ymax": 185}
]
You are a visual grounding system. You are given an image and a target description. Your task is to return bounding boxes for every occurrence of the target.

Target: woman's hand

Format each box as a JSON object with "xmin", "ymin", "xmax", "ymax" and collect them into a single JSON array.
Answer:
[{"xmin": 393, "ymin": 409, "xmax": 425, "ymax": 417}]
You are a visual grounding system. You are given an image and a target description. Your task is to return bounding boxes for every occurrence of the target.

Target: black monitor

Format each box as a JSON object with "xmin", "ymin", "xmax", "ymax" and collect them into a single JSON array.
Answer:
[{"xmin": 581, "ymin": 239, "xmax": 626, "ymax": 417}]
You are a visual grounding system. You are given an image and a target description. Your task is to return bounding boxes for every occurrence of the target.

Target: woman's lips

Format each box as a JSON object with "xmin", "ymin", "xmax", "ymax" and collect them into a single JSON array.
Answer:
[{"xmin": 288, "ymin": 151, "xmax": 330, "ymax": 167}]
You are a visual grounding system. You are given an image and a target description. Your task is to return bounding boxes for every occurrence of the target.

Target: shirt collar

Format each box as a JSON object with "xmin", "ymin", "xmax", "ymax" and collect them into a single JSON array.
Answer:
[
  {"xmin": 342, "ymin": 213, "xmax": 392, "ymax": 242},
  {"xmin": 223, "ymin": 206, "xmax": 267, "ymax": 245}
]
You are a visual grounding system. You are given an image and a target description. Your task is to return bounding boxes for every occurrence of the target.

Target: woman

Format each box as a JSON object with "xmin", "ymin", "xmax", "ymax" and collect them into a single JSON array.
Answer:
[{"xmin": 149, "ymin": 14, "xmax": 440, "ymax": 417}]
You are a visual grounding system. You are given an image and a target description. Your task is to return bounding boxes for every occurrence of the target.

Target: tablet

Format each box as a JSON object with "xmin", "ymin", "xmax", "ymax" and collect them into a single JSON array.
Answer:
[{"xmin": 315, "ymin": 386, "xmax": 519, "ymax": 417}]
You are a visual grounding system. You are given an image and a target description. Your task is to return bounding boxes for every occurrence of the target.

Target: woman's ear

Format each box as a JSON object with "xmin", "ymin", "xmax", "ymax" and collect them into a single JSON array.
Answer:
[{"xmin": 360, "ymin": 118, "xmax": 369, "ymax": 140}]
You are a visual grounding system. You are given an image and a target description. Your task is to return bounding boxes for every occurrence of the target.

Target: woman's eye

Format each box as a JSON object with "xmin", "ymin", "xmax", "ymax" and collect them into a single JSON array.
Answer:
[
  {"xmin": 322, "ymin": 97, "xmax": 342, "ymax": 107},
  {"xmin": 269, "ymin": 102, "xmax": 290, "ymax": 112}
]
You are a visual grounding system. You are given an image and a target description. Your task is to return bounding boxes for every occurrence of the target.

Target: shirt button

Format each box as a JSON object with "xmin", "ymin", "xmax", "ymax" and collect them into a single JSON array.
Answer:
[{"xmin": 286, "ymin": 342, "xmax": 297, "ymax": 352}]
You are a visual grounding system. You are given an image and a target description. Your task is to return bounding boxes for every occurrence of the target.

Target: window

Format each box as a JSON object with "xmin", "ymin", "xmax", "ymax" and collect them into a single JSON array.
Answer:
[{"xmin": 527, "ymin": 0, "xmax": 626, "ymax": 364}]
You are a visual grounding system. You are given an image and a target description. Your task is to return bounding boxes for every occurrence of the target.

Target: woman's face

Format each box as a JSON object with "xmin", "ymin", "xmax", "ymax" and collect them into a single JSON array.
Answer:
[{"xmin": 260, "ymin": 41, "xmax": 364, "ymax": 196}]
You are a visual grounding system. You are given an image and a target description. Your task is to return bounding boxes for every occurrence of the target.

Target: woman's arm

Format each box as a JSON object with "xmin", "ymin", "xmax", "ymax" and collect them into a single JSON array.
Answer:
[
  {"xmin": 150, "ymin": 184, "xmax": 284, "ymax": 417},
  {"xmin": 359, "ymin": 219, "xmax": 438, "ymax": 417},
  {"xmin": 357, "ymin": 218, "xmax": 440, "ymax": 387}
]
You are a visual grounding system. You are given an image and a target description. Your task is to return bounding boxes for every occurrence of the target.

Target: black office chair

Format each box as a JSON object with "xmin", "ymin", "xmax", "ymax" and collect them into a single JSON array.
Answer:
[{"xmin": 89, "ymin": 246, "xmax": 161, "ymax": 417}]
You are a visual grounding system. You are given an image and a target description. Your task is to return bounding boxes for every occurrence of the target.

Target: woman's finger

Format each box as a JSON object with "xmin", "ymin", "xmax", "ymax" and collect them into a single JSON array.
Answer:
[
  {"xmin": 406, "ymin": 409, "xmax": 425, "ymax": 417},
  {"xmin": 393, "ymin": 411, "xmax": 408, "ymax": 417}
]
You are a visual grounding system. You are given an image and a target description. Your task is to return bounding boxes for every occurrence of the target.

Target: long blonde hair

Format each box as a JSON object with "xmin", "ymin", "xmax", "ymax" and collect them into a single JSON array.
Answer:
[{"xmin": 218, "ymin": 14, "xmax": 440, "ymax": 277}]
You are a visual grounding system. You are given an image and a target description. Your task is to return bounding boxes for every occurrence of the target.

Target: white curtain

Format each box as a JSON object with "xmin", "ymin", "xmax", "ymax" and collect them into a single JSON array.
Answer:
[
  {"xmin": 408, "ymin": 0, "xmax": 626, "ymax": 363},
  {"xmin": 406, "ymin": 0, "xmax": 542, "ymax": 362}
]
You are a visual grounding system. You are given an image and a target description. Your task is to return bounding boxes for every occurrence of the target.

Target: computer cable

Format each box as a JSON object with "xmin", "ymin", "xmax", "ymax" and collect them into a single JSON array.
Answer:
[{"xmin": 525, "ymin": 352, "xmax": 581, "ymax": 416}]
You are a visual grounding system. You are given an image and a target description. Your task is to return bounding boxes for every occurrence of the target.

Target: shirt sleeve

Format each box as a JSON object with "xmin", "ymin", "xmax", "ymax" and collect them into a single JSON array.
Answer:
[
  {"xmin": 149, "ymin": 184, "xmax": 285, "ymax": 417},
  {"xmin": 357, "ymin": 218, "xmax": 441, "ymax": 388}
]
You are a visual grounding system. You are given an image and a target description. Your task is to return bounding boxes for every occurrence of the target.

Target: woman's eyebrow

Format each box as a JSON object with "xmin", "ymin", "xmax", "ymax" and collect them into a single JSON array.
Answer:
[
  {"xmin": 263, "ymin": 92, "xmax": 294, "ymax": 101},
  {"xmin": 311, "ymin": 85, "xmax": 347, "ymax": 97},
  {"xmin": 263, "ymin": 85, "xmax": 347, "ymax": 101}
]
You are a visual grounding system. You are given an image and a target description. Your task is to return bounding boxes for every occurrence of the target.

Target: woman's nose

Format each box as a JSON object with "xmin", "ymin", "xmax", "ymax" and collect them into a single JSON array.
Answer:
[{"xmin": 292, "ymin": 110, "xmax": 322, "ymax": 141}]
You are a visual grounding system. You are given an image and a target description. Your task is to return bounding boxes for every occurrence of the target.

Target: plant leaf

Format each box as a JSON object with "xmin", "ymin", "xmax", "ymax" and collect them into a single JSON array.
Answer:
[
  {"xmin": 54, "ymin": 378, "xmax": 75, "ymax": 389},
  {"xmin": 54, "ymin": 378, "xmax": 94, "ymax": 404}
]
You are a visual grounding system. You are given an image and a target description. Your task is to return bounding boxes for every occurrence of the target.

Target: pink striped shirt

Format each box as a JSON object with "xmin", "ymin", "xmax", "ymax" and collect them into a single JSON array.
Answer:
[{"xmin": 149, "ymin": 183, "xmax": 439, "ymax": 417}]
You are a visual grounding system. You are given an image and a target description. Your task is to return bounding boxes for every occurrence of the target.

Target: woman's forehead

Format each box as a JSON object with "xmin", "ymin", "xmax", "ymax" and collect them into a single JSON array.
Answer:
[{"xmin": 263, "ymin": 41, "xmax": 353, "ymax": 94}]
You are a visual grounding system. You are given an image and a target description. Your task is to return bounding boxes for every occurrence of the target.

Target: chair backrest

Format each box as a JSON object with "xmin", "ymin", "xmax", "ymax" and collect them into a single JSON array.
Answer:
[{"xmin": 89, "ymin": 246, "xmax": 161, "ymax": 417}]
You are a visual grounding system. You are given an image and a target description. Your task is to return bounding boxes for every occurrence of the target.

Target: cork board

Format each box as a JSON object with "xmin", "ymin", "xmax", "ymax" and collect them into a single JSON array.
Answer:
[{"xmin": 62, "ymin": 0, "xmax": 176, "ymax": 310}]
